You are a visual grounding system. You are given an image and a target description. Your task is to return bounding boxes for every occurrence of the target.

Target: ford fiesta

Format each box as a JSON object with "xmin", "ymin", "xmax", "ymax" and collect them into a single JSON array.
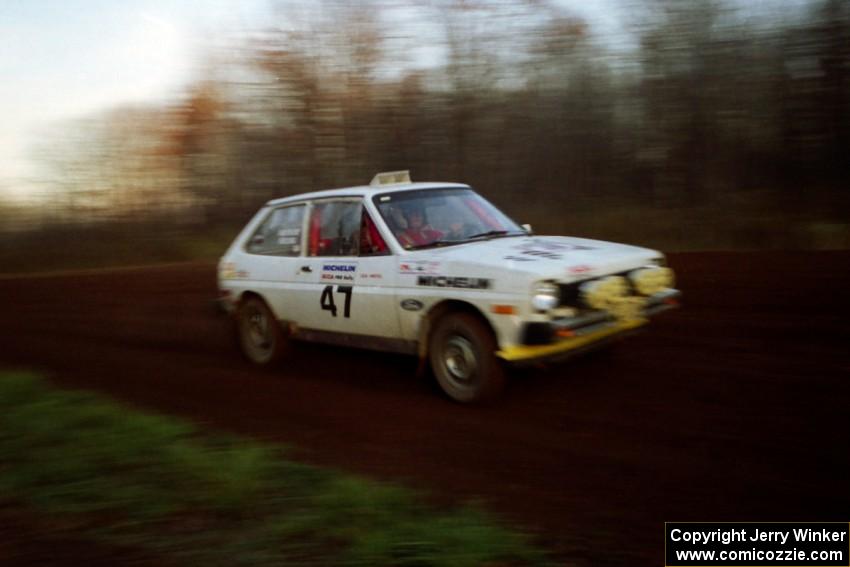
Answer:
[{"xmin": 218, "ymin": 171, "xmax": 680, "ymax": 402}]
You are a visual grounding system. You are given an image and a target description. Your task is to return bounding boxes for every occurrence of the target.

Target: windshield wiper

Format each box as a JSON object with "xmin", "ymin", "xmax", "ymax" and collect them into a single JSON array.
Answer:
[
  {"xmin": 406, "ymin": 230, "xmax": 523, "ymax": 250},
  {"xmin": 466, "ymin": 230, "xmax": 523, "ymax": 240},
  {"xmin": 405, "ymin": 239, "xmax": 455, "ymax": 250}
]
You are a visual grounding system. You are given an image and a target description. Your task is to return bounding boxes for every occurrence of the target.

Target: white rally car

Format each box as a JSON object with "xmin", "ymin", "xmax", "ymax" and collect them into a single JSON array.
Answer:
[{"xmin": 218, "ymin": 171, "xmax": 680, "ymax": 402}]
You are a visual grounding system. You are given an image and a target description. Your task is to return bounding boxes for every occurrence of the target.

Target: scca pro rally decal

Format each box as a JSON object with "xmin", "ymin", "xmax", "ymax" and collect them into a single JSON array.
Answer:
[
  {"xmin": 322, "ymin": 262, "xmax": 357, "ymax": 282},
  {"xmin": 417, "ymin": 276, "xmax": 491, "ymax": 290},
  {"xmin": 399, "ymin": 260, "xmax": 441, "ymax": 274}
]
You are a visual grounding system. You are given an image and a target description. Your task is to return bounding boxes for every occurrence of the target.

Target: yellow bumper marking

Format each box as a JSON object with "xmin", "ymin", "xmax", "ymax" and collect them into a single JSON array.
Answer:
[{"xmin": 496, "ymin": 318, "xmax": 647, "ymax": 362}]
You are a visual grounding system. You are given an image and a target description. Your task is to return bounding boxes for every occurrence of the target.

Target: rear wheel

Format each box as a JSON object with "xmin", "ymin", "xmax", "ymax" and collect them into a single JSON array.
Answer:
[
  {"xmin": 429, "ymin": 312, "xmax": 506, "ymax": 403},
  {"xmin": 236, "ymin": 296, "xmax": 288, "ymax": 365}
]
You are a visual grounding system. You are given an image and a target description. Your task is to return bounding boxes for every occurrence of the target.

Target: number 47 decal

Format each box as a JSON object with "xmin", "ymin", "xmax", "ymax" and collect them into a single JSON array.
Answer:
[{"xmin": 320, "ymin": 285, "xmax": 353, "ymax": 318}]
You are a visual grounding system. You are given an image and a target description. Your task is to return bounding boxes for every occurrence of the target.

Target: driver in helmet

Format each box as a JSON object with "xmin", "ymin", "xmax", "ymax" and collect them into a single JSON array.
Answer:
[{"xmin": 398, "ymin": 205, "xmax": 443, "ymax": 248}]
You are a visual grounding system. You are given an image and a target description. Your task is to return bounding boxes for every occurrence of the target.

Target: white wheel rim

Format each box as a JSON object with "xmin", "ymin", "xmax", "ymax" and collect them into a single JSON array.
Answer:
[
  {"xmin": 243, "ymin": 305, "xmax": 272, "ymax": 356},
  {"xmin": 444, "ymin": 336, "xmax": 477, "ymax": 383}
]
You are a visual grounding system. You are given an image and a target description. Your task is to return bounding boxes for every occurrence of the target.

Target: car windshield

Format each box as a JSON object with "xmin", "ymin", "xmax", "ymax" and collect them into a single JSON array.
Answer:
[{"xmin": 373, "ymin": 187, "xmax": 525, "ymax": 250}]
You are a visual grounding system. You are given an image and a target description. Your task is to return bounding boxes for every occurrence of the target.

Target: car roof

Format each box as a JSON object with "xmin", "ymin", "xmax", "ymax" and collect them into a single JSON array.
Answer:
[{"xmin": 265, "ymin": 182, "xmax": 471, "ymax": 207}]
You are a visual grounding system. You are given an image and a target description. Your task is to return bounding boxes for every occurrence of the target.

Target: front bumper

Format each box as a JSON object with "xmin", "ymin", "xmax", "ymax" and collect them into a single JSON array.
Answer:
[{"xmin": 496, "ymin": 288, "xmax": 681, "ymax": 364}]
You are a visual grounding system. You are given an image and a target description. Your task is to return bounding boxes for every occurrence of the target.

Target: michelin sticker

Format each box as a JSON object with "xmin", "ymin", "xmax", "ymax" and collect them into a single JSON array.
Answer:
[
  {"xmin": 322, "ymin": 262, "xmax": 358, "ymax": 282},
  {"xmin": 417, "ymin": 276, "xmax": 491, "ymax": 290}
]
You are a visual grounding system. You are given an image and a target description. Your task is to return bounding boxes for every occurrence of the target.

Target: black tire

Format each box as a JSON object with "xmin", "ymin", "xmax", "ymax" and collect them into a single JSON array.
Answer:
[
  {"xmin": 429, "ymin": 312, "xmax": 506, "ymax": 403},
  {"xmin": 236, "ymin": 296, "xmax": 288, "ymax": 366}
]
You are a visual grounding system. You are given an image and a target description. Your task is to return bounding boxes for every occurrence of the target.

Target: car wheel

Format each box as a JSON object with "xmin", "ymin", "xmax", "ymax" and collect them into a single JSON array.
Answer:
[
  {"xmin": 236, "ymin": 296, "xmax": 288, "ymax": 365},
  {"xmin": 429, "ymin": 312, "xmax": 506, "ymax": 403}
]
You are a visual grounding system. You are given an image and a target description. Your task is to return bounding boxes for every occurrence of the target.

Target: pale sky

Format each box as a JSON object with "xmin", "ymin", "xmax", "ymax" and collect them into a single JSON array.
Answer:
[
  {"xmin": 0, "ymin": 0, "xmax": 813, "ymax": 201},
  {"xmin": 0, "ymin": 0, "xmax": 270, "ymax": 200}
]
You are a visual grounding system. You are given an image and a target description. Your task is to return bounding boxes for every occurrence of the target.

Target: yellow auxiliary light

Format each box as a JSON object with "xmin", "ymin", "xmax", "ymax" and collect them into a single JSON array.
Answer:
[
  {"xmin": 581, "ymin": 275, "xmax": 628, "ymax": 310},
  {"xmin": 580, "ymin": 275, "xmax": 647, "ymax": 323},
  {"xmin": 630, "ymin": 267, "xmax": 675, "ymax": 296}
]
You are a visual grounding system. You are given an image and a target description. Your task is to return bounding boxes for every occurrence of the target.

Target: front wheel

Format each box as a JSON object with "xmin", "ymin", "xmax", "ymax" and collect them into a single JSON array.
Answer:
[
  {"xmin": 236, "ymin": 297, "xmax": 288, "ymax": 366},
  {"xmin": 429, "ymin": 312, "xmax": 506, "ymax": 403}
]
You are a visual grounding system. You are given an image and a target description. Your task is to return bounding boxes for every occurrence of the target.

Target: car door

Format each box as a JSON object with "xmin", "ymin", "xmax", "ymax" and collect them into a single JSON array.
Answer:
[
  {"xmin": 241, "ymin": 202, "xmax": 306, "ymax": 321},
  {"xmin": 291, "ymin": 197, "xmax": 400, "ymax": 339}
]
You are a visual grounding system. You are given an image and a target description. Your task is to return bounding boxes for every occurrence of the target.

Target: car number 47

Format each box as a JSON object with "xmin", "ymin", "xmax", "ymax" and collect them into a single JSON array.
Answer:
[{"xmin": 320, "ymin": 285, "xmax": 353, "ymax": 318}]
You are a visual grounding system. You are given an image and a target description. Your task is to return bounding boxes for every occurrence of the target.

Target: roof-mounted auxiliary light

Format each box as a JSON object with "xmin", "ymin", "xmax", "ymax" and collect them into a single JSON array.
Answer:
[{"xmin": 370, "ymin": 170, "xmax": 411, "ymax": 187}]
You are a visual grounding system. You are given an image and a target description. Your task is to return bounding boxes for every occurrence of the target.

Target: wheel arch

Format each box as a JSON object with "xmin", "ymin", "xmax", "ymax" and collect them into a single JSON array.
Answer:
[
  {"xmin": 416, "ymin": 299, "xmax": 498, "ymax": 369},
  {"xmin": 233, "ymin": 292, "xmax": 290, "ymax": 366},
  {"xmin": 226, "ymin": 289, "xmax": 261, "ymax": 316},
  {"xmin": 237, "ymin": 289, "xmax": 263, "ymax": 306},
  {"xmin": 234, "ymin": 290, "xmax": 286, "ymax": 325}
]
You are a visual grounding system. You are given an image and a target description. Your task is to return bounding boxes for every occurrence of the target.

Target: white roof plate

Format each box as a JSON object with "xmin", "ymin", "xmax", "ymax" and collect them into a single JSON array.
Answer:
[{"xmin": 370, "ymin": 170, "xmax": 411, "ymax": 186}]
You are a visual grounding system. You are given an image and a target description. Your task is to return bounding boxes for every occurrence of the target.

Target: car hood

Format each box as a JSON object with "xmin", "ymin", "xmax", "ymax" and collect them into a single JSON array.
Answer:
[{"xmin": 418, "ymin": 235, "xmax": 662, "ymax": 283}]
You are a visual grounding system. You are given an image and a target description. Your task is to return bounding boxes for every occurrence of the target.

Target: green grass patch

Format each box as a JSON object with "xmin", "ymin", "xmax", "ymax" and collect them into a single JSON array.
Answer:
[{"xmin": 0, "ymin": 372, "xmax": 549, "ymax": 565}]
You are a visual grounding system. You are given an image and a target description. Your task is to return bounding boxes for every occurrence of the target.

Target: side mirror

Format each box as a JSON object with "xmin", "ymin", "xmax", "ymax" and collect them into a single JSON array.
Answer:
[{"xmin": 522, "ymin": 223, "xmax": 533, "ymax": 235}]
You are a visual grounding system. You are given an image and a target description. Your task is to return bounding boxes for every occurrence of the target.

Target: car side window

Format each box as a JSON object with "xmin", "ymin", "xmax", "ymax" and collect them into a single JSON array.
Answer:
[
  {"xmin": 246, "ymin": 204, "xmax": 305, "ymax": 256},
  {"xmin": 309, "ymin": 200, "xmax": 362, "ymax": 257}
]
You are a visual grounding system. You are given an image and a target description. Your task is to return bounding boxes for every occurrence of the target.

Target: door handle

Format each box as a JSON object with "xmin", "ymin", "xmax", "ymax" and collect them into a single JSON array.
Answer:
[{"xmin": 300, "ymin": 265, "xmax": 312, "ymax": 273}]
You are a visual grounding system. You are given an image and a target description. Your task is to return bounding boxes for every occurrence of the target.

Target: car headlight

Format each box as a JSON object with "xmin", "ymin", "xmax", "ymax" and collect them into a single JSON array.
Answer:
[{"xmin": 531, "ymin": 281, "xmax": 560, "ymax": 311}]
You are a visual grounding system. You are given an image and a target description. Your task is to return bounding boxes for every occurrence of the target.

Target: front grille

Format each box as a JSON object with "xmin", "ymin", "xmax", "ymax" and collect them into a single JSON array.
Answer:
[{"xmin": 557, "ymin": 282, "xmax": 582, "ymax": 307}]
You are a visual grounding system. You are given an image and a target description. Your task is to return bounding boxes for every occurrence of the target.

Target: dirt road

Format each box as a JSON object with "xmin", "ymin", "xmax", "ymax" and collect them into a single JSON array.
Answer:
[{"xmin": 2, "ymin": 252, "xmax": 848, "ymax": 565}]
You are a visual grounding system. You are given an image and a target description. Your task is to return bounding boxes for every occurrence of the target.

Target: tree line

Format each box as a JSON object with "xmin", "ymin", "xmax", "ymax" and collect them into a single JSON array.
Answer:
[{"xmin": 7, "ymin": 0, "xmax": 850, "ymax": 252}]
